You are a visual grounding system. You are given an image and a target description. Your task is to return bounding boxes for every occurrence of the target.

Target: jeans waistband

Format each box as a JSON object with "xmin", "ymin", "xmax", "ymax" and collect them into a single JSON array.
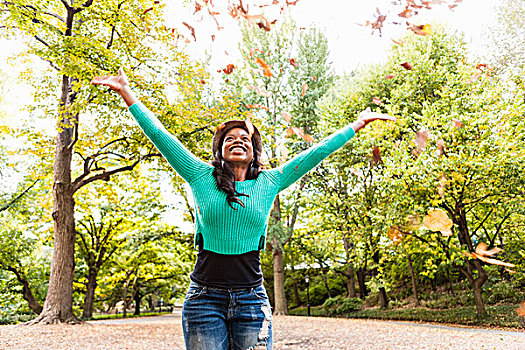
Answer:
[{"xmin": 190, "ymin": 280, "xmax": 263, "ymax": 292}]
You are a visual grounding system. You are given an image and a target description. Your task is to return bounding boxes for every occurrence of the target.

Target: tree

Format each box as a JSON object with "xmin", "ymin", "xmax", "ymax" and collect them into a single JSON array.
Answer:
[{"xmin": 1, "ymin": 0, "xmax": 218, "ymax": 323}]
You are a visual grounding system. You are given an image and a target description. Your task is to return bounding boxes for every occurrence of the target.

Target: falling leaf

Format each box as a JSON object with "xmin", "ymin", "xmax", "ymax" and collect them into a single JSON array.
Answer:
[
  {"xmin": 289, "ymin": 58, "xmax": 299, "ymax": 67},
  {"xmin": 255, "ymin": 57, "xmax": 273, "ymax": 77},
  {"xmin": 452, "ymin": 118, "xmax": 464, "ymax": 128},
  {"xmin": 194, "ymin": 1, "xmax": 202, "ymax": 13},
  {"xmin": 245, "ymin": 114, "xmax": 255, "ymax": 137},
  {"xmin": 247, "ymin": 85, "xmax": 271, "ymax": 97},
  {"xmin": 372, "ymin": 145, "xmax": 382, "ymax": 165},
  {"xmin": 286, "ymin": 127, "xmax": 314, "ymax": 142},
  {"xmin": 263, "ymin": 67, "xmax": 273, "ymax": 77},
  {"xmin": 246, "ymin": 104, "xmax": 269, "ymax": 111},
  {"xmin": 463, "ymin": 251, "xmax": 516, "ymax": 268},
  {"xmin": 437, "ymin": 172, "xmax": 447, "ymax": 198},
  {"xmin": 422, "ymin": 208, "xmax": 453, "ymax": 236},
  {"xmin": 211, "ymin": 34, "xmax": 216, "ymax": 41},
  {"xmin": 143, "ymin": 7, "xmax": 153, "ymax": 14},
  {"xmin": 398, "ymin": 7, "xmax": 416, "ymax": 18},
  {"xmin": 516, "ymin": 301, "xmax": 525, "ymax": 317},
  {"xmin": 400, "ymin": 62, "xmax": 413, "ymax": 70},
  {"xmin": 301, "ymin": 83, "xmax": 309, "ymax": 96},
  {"xmin": 475, "ymin": 242, "xmax": 502, "ymax": 257},
  {"xmin": 182, "ymin": 22, "xmax": 197, "ymax": 41},
  {"xmin": 385, "ymin": 74, "xmax": 395, "ymax": 79},
  {"xmin": 436, "ymin": 139, "xmax": 446, "ymax": 156},
  {"xmin": 282, "ymin": 111, "xmax": 292, "ymax": 123},
  {"xmin": 220, "ymin": 64, "xmax": 235, "ymax": 74},
  {"xmin": 388, "ymin": 227, "xmax": 404, "ymax": 244},
  {"xmin": 392, "ymin": 38, "xmax": 405, "ymax": 45},
  {"xmin": 414, "ymin": 129, "xmax": 430, "ymax": 150},
  {"xmin": 409, "ymin": 24, "xmax": 433, "ymax": 36},
  {"xmin": 200, "ymin": 79, "xmax": 205, "ymax": 84},
  {"xmin": 372, "ymin": 97, "xmax": 382, "ymax": 105}
]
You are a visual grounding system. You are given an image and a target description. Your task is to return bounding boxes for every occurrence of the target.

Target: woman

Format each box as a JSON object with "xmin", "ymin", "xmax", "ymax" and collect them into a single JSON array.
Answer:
[{"xmin": 92, "ymin": 68, "xmax": 394, "ymax": 350}]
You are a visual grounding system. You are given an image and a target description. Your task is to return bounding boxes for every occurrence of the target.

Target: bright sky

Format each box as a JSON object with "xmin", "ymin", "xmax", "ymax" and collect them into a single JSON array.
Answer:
[{"xmin": 165, "ymin": 0, "xmax": 498, "ymax": 75}]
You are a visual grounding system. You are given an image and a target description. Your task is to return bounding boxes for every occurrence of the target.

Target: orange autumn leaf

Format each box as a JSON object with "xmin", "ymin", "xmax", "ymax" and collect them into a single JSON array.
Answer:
[
  {"xmin": 388, "ymin": 227, "xmax": 404, "ymax": 244},
  {"xmin": 256, "ymin": 57, "xmax": 270, "ymax": 68},
  {"xmin": 282, "ymin": 111, "xmax": 292, "ymax": 123},
  {"xmin": 289, "ymin": 58, "xmax": 299, "ymax": 67},
  {"xmin": 409, "ymin": 24, "xmax": 433, "ymax": 36},
  {"xmin": 414, "ymin": 129, "xmax": 430, "ymax": 150},
  {"xmin": 247, "ymin": 85, "xmax": 271, "ymax": 98},
  {"xmin": 182, "ymin": 22, "xmax": 197, "ymax": 41},
  {"xmin": 301, "ymin": 83, "xmax": 309, "ymax": 96},
  {"xmin": 220, "ymin": 64, "xmax": 235, "ymax": 74},
  {"xmin": 436, "ymin": 139, "xmax": 446, "ymax": 156},
  {"xmin": 385, "ymin": 74, "xmax": 395, "ymax": 79},
  {"xmin": 262, "ymin": 67, "xmax": 273, "ymax": 77},
  {"xmin": 392, "ymin": 38, "xmax": 405, "ymax": 45},
  {"xmin": 372, "ymin": 97, "xmax": 382, "ymax": 105},
  {"xmin": 400, "ymin": 62, "xmax": 413, "ymax": 70},
  {"xmin": 463, "ymin": 251, "xmax": 516, "ymax": 268},
  {"xmin": 398, "ymin": 7, "xmax": 416, "ymax": 18},
  {"xmin": 246, "ymin": 104, "xmax": 269, "ymax": 111},
  {"xmin": 422, "ymin": 208, "xmax": 453, "ymax": 236},
  {"xmin": 372, "ymin": 145, "xmax": 382, "ymax": 165},
  {"xmin": 286, "ymin": 127, "xmax": 314, "ymax": 142},
  {"xmin": 475, "ymin": 242, "xmax": 502, "ymax": 257},
  {"xmin": 194, "ymin": 1, "xmax": 202, "ymax": 13},
  {"xmin": 452, "ymin": 118, "xmax": 464, "ymax": 128}
]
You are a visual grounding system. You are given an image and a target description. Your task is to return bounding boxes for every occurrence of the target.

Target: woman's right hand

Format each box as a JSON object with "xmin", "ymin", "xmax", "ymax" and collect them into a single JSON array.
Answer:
[
  {"xmin": 91, "ymin": 67, "xmax": 129, "ymax": 92},
  {"xmin": 92, "ymin": 67, "xmax": 137, "ymax": 107}
]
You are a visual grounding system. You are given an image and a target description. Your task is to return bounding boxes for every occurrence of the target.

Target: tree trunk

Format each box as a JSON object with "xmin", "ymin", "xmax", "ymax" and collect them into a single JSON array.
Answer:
[
  {"xmin": 292, "ymin": 280, "xmax": 300, "ymax": 307},
  {"xmin": 134, "ymin": 292, "xmax": 142, "ymax": 316},
  {"xmin": 321, "ymin": 272, "xmax": 332, "ymax": 298},
  {"xmin": 357, "ymin": 268, "xmax": 367, "ymax": 299},
  {"xmin": 379, "ymin": 287, "xmax": 389, "ymax": 309},
  {"xmin": 346, "ymin": 265, "xmax": 357, "ymax": 298},
  {"xmin": 460, "ymin": 260, "xmax": 488, "ymax": 316},
  {"xmin": 82, "ymin": 269, "xmax": 98, "ymax": 320},
  {"xmin": 27, "ymin": 75, "xmax": 81, "ymax": 324},
  {"xmin": 407, "ymin": 253, "xmax": 420, "ymax": 306},
  {"xmin": 272, "ymin": 239, "xmax": 287, "ymax": 315},
  {"xmin": 6, "ymin": 266, "xmax": 43, "ymax": 315}
]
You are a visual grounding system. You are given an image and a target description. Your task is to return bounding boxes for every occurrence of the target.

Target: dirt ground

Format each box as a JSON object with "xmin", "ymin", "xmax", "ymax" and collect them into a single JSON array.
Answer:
[{"xmin": 1, "ymin": 311, "xmax": 525, "ymax": 349}]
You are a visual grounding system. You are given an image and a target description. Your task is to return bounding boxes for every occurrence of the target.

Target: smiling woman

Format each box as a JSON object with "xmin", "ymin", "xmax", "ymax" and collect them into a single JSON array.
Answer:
[{"xmin": 91, "ymin": 67, "xmax": 394, "ymax": 350}]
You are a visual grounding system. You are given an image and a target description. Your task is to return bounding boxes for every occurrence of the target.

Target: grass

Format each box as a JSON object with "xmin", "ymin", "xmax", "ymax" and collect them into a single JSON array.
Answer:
[{"xmin": 289, "ymin": 304, "xmax": 525, "ymax": 329}]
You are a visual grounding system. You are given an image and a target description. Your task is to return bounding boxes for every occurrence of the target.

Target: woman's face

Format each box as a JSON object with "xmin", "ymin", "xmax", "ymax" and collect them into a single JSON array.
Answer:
[{"xmin": 221, "ymin": 127, "xmax": 254, "ymax": 165}]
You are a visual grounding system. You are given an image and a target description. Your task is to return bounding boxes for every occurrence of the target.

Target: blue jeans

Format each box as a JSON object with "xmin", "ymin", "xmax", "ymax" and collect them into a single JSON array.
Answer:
[{"xmin": 182, "ymin": 281, "xmax": 273, "ymax": 350}]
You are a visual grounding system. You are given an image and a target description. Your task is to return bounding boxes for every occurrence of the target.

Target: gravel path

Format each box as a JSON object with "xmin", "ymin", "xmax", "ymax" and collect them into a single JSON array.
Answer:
[{"xmin": 1, "ymin": 312, "xmax": 524, "ymax": 349}]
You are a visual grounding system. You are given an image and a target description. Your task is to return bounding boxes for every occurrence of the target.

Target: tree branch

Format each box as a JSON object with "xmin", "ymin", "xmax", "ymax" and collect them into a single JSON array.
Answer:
[{"xmin": 0, "ymin": 180, "xmax": 39, "ymax": 212}]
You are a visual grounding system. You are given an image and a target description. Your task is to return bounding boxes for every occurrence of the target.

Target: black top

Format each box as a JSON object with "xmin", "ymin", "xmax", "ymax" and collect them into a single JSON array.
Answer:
[{"xmin": 190, "ymin": 248, "xmax": 263, "ymax": 289}]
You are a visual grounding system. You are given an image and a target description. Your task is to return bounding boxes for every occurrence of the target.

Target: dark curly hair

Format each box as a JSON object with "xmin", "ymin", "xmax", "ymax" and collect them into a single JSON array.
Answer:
[{"xmin": 212, "ymin": 129, "xmax": 264, "ymax": 210}]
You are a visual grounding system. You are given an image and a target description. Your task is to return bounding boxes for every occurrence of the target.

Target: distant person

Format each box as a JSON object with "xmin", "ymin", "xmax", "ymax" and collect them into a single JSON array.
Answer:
[{"xmin": 92, "ymin": 68, "xmax": 395, "ymax": 350}]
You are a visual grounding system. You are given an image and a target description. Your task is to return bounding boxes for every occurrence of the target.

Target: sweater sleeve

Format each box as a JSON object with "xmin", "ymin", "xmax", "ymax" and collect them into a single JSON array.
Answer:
[
  {"xmin": 269, "ymin": 124, "xmax": 356, "ymax": 192},
  {"xmin": 129, "ymin": 102, "xmax": 211, "ymax": 183}
]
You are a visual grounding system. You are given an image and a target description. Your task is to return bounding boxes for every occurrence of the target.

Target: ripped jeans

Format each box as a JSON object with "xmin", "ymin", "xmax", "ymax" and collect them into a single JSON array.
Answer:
[{"xmin": 182, "ymin": 281, "xmax": 273, "ymax": 350}]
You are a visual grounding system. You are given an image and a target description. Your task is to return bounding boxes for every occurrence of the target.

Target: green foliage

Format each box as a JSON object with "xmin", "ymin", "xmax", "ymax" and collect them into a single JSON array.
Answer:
[{"xmin": 322, "ymin": 295, "xmax": 362, "ymax": 316}]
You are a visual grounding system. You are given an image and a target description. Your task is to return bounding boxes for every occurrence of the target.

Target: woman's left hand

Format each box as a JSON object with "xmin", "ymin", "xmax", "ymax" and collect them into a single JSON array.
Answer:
[{"xmin": 352, "ymin": 108, "xmax": 396, "ymax": 132}]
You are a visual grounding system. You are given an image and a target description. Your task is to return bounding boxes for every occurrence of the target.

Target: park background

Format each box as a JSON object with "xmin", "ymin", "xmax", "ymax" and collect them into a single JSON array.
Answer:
[{"xmin": 1, "ymin": 0, "xmax": 524, "ymax": 328}]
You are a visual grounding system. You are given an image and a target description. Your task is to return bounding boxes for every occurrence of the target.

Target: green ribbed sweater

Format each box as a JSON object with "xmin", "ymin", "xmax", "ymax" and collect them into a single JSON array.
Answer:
[{"xmin": 129, "ymin": 102, "xmax": 355, "ymax": 254}]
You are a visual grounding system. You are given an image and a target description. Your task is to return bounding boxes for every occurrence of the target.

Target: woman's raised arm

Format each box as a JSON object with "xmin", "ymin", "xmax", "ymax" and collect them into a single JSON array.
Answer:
[
  {"xmin": 272, "ymin": 109, "xmax": 396, "ymax": 192},
  {"xmin": 91, "ymin": 68, "xmax": 211, "ymax": 184}
]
